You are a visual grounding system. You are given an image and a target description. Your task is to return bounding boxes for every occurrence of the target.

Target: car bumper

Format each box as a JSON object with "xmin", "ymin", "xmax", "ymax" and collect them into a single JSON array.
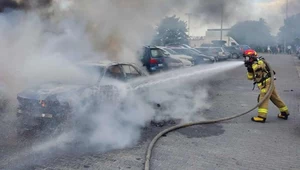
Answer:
[
  {"xmin": 218, "ymin": 55, "xmax": 228, "ymax": 60},
  {"xmin": 168, "ymin": 63, "xmax": 184, "ymax": 68},
  {"xmin": 148, "ymin": 64, "xmax": 165, "ymax": 72},
  {"xmin": 17, "ymin": 109, "xmax": 66, "ymax": 130}
]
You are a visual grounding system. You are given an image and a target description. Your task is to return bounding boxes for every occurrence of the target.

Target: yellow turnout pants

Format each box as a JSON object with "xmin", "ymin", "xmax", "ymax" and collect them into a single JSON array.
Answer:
[{"xmin": 257, "ymin": 78, "xmax": 289, "ymax": 118}]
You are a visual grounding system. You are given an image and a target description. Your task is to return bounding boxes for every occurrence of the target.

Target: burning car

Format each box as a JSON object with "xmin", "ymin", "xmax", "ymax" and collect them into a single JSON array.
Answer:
[{"xmin": 16, "ymin": 60, "xmax": 149, "ymax": 135}]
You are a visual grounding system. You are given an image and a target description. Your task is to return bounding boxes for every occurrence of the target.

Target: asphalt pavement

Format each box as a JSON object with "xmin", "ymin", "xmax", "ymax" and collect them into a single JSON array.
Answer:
[{"xmin": 0, "ymin": 54, "xmax": 300, "ymax": 170}]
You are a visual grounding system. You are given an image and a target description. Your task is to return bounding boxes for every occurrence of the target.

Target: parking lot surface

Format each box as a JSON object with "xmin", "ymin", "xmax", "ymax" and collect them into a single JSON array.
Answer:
[{"xmin": 0, "ymin": 54, "xmax": 299, "ymax": 170}]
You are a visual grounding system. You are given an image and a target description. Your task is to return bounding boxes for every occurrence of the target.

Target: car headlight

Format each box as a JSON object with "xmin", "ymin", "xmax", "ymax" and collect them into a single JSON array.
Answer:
[{"xmin": 41, "ymin": 113, "xmax": 53, "ymax": 118}]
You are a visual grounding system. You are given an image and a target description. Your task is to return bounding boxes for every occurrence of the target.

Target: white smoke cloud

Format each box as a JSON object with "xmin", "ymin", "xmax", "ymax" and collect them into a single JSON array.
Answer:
[{"xmin": 0, "ymin": 1, "xmax": 244, "ymax": 168}]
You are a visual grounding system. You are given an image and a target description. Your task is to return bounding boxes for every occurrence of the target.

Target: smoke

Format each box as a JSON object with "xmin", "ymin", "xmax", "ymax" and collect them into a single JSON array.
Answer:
[
  {"xmin": 252, "ymin": 0, "xmax": 300, "ymax": 35},
  {"xmin": 169, "ymin": 0, "xmax": 256, "ymax": 36},
  {"xmin": 282, "ymin": 0, "xmax": 300, "ymax": 16},
  {"xmin": 0, "ymin": 10, "xmax": 96, "ymax": 104},
  {"xmin": 0, "ymin": 0, "xmax": 193, "ymax": 101},
  {"xmin": 0, "ymin": 0, "xmax": 245, "ymax": 168},
  {"xmin": 190, "ymin": 0, "xmax": 250, "ymax": 24},
  {"xmin": 16, "ymin": 62, "xmax": 242, "ymax": 165}
]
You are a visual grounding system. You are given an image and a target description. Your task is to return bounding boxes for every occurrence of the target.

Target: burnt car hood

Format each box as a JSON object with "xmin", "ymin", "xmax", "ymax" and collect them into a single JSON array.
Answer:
[{"xmin": 17, "ymin": 83, "xmax": 85, "ymax": 100}]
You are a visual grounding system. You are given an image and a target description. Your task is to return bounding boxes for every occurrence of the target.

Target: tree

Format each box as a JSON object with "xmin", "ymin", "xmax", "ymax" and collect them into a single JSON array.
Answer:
[
  {"xmin": 152, "ymin": 15, "xmax": 189, "ymax": 46},
  {"xmin": 277, "ymin": 13, "xmax": 300, "ymax": 46},
  {"xmin": 228, "ymin": 18, "xmax": 275, "ymax": 47}
]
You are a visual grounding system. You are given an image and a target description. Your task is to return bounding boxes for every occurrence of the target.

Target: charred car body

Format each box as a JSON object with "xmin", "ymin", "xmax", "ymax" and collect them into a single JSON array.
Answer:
[{"xmin": 16, "ymin": 60, "xmax": 149, "ymax": 135}]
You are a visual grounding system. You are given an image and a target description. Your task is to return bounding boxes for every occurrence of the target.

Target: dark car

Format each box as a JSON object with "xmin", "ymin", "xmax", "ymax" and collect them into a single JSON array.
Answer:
[
  {"xmin": 167, "ymin": 47, "xmax": 215, "ymax": 65},
  {"xmin": 140, "ymin": 46, "xmax": 186, "ymax": 73},
  {"xmin": 224, "ymin": 46, "xmax": 242, "ymax": 59},
  {"xmin": 236, "ymin": 45, "xmax": 251, "ymax": 54},
  {"xmin": 196, "ymin": 47, "xmax": 211, "ymax": 55},
  {"xmin": 16, "ymin": 61, "xmax": 149, "ymax": 135},
  {"xmin": 196, "ymin": 47, "xmax": 229, "ymax": 61},
  {"xmin": 139, "ymin": 46, "xmax": 168, "ymax": 74},
  {"xmin": 190, "ymin": 48, "xmax": 216, "ymax": 62},
  {"xmin": 196, "ymin": 47, "xmax": 220, "ymax": 61}
]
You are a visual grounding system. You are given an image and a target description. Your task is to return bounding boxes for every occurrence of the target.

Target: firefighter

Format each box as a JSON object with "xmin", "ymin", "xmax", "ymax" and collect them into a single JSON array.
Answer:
[{"xmin": 244, "ymin": 49, "xmax": 289, "ymax": 123}]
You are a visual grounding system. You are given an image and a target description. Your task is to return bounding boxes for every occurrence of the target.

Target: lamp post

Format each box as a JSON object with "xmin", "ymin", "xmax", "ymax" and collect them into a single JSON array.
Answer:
[
  {"xmin": 185, "ymin": 13, "xmax": 192, "ymax": 36},
  {"xmin": 284, "ymin": 0, "xmax": 288, "ymax": 53},
  {"xmin": 220, "ymin": 0, "xmax": 224, "ymax": 41}
]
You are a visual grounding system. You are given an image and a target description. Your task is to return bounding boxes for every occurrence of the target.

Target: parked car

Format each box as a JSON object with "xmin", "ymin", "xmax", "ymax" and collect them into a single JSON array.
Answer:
[
  {"xmin": 196, "ymin": 47, "xmax": 228, "ymax": 61},
  {"xmin": 236, "ymin": 45, "xmax": 251, "ymax": 54},
  {"xmin": 189, "ymin": 48, "xmax": 217, "ymax": 62},
  {"xmin": 224, "ymin": 46, "xmax": 242, "ymax": 59},
  {"xmin": 167, "ymin": 46, "xmax": 215, "ymax": 64},
  {"xmin": 163, "ymin": 44, "xmax": 215, "ymax": 62},
  {"xmin": 156, "ymin": 46, "xmax": 194, "ymax": 67},
  {"xmin": 163, "ymin": 55, "xmax": 185, "ymax": 70},
  {"xmin": 139, "ymin": 46, "xmax": 168, "ymax": 74},
  {"xmin": 209, "ymin": 47, "xmax": 229, "ymax": 60},
  {"xmin": 196, "ymin": 47, "xmax": 212, "ymax": 56},
  {"xmin": 16, "ymin": 61, "xmax": 151, "ymax": 135},
  {"xmin": 139, "ymin": 46, "xmax": 188, "ymax": 73}
]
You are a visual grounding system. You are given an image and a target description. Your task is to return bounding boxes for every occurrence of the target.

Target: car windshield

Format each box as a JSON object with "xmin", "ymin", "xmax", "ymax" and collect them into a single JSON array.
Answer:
[
  {"xmin": 196, "ymin": 48, "xmax": 208, "ymax": 52},
  {"xmin": 163, "ymin": 48, "xmax": 178, "ymax": 55},
  {"xmin": 191, "ymin": 48, "xmax": 204, "ymax": 55},
  {"xmin": 211, "ymin": 48, "xmax": 222, "ymax": 52},
  {"xmin": 150, "ymin": 49, "xmax": 167, "ymax": 58},
  {"xmin": 171, "ymin": 48, "xmax": 198, "ymax": 56}
]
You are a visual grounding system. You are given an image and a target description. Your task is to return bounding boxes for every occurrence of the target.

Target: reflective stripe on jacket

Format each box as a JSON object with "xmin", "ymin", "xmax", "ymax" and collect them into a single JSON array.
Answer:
[{"xmin": 246, "ymin": 60, "xmax": 269, "ymax": 83}]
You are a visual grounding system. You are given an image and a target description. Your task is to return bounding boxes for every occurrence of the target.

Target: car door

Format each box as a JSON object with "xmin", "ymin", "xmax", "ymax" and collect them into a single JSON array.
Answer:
[
  {"xmin": 106, "ymin": 65, "xmax": 126, "ymax": 81},
  {"xmin": 120, "ymin": 64, "xmax": 143, "ymax": 81},
  {"xmin": 95, "ymin": 65, "xmax": 125, "ymax": 104}
]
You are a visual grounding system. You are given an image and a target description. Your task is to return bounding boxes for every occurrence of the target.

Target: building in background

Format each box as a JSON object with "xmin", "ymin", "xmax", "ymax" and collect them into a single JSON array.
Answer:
[{"xmin": 189, "ymin": 28, "xmax": 238, "ymax": 47}]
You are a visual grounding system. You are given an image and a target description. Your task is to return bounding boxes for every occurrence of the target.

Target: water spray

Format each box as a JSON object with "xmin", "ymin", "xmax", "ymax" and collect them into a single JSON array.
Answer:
[
  {"xmin": 144, "ymin": 61, "xmax": 275, "ymax": 170},
  {"xmin": 133, "ymin": 62, "xmax": 243, "ymax": 90}
]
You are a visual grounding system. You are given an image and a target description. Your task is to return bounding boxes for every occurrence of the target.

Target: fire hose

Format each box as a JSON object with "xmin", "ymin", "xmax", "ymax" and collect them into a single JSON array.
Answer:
[{"xmin": 144, "ymin": 61, "xmax": 275, "ymax": 170}]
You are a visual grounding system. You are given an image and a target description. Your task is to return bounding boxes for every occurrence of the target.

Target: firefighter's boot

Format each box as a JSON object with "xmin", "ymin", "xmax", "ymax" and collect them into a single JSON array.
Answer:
[
  {"xmin": 278, "ymin": 112, "xmax": 289, "ymax": 120},
  {"xmin": 251, "ymin": 116, "xmax": 266, "ymax": 123}
]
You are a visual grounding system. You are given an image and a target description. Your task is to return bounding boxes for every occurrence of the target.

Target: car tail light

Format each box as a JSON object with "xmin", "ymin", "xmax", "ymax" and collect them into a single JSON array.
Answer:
[
  {"xmin": 150, "ymin": 58, "xmax": 158, "ymax": 64},
  {"xmin": 39, "ymin": 100, "xmax": 46, "ymax": 107}
]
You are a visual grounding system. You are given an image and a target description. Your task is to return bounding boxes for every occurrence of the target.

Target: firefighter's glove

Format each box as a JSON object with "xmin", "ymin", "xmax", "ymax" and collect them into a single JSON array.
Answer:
[
  {"xmin": 244, "ymin": 61, "xmax": 251, "ymax": 68},
  {"xmin": 247, "ymin": 66, "xmax": 254, "ymax": 73}
]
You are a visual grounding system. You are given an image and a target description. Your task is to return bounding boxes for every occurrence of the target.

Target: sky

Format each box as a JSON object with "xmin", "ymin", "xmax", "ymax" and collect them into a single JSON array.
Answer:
[{"xmin": 179, "ymin": 0, "xmax": 290, "ymax": 37}]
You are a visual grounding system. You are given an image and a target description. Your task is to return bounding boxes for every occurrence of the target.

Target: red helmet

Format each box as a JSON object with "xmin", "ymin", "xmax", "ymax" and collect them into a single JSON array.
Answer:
[{"xmin": 243, "ymin": 49, "xmax": 257, "ymax": 58}]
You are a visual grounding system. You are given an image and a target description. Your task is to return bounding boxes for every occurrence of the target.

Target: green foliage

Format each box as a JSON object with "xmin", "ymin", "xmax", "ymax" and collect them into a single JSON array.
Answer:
[
  {"xmin": 228, "ymin": 18, "xmax": 275, "ymax": 46},
  {"xmin": 277, "ymin": 13, "xmax": 300, "ymax": 45},
  {"xmin": 152, "ymin": 15, "xmax": 189, "ymax": 46}
]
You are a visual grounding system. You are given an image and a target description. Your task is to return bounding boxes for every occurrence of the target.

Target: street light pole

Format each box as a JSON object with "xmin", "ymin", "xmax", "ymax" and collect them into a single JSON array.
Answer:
[
  {"xmin": 284, "ymin": 0, "xmax": 288, "ymax": 53},
  {"xmin": 188, "ymin": 14, "xmax": 191, "ymax": 36},
  {"xmin": 220, "ymin": 0, "xmax": 224, "ymax": 41},
  {"xmin": 185, "ymin": 13, "xmax": 191, "ymax": 36}
]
